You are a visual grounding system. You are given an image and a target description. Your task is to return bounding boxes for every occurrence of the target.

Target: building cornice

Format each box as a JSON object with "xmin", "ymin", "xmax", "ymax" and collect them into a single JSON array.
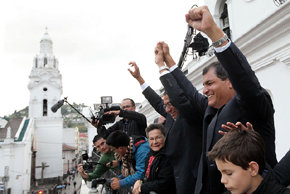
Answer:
[{"xmin": 234, "ymin": 1, "xmax": 290, "ymax": 70}]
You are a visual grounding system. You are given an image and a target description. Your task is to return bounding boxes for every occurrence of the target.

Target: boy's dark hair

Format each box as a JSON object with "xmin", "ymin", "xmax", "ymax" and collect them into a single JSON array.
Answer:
[
  {"xmin": 207, "ymin": 129, "xmax": 265, "ymax": 175},
  {"xmin": 145, "ymin": 123, "xmax": 166, "ymax": 137},
  {"xmin": 92, "ymin": 134, "xmax": 104, "ymax": 143},
  {"xmin": 202, "ymin": 62, "xmax": 229, "ymax": 81},
  {"xmin": 122, "ymin": 98, "xmax": 135, "ymax": 107},
  {"xmin": 106, "ymin": 130, "xmax": 130, "ymax": 148}
]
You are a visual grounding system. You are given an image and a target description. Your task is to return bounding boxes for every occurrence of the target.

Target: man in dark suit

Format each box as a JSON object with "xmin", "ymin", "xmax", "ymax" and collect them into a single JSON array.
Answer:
[
  {"xmin": 128, "ymin": 61, "xmax": 174, "ymax": 134},
  {"xmin": 153, "ymin": 6, "xmax": 277, "ymax": 194},
  {"xmin": 128, "ymin": 61, "xmax": 203, "ymax": 194}
]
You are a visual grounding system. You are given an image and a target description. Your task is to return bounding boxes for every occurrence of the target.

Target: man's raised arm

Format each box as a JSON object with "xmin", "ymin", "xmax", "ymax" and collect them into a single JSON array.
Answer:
[{"xmin": 128, "ymin": 61, "xmax": 167, "ymax": 117}]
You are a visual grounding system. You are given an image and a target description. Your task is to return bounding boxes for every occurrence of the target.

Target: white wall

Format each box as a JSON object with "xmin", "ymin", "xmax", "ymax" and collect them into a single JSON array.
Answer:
[
  {"xmin": 255, "ymin": 61, "xmax": 290, "ymax": 160},
  {"xmin": 206, "ymin": 0, "xmax": 278, "ymax": 41},
  {"xmin": 35, "ymin": 118, "xmax": 63, "ymax": 179},
  {"xmin": 63, "ymin": 127, "xmax": 77, "ymax": 147},
  {"xmin": 87, "ymin": 125, "xmax": 97, "ymax": 157}
]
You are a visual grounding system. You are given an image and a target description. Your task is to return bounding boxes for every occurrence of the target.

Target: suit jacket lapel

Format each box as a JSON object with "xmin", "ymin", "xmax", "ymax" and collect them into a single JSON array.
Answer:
[{"xmin": 204, "ymin": 107, "xmax": 218, "ymax": 151}]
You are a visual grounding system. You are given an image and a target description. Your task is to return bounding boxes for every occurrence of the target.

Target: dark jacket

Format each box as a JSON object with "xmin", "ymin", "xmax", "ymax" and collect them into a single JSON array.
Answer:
[
  {"xmin": 170, "ymin": 42, "xmax": 277, "ymax": 194},
  {"xmin": 97, "ymin": 109, "xmax": 147, "ymax": 138},
  {"xmin": 253, "ymin": 171, "xmax": 290, "ymax": 194},
  {"xmin": 142, "ymin": 86, "xmax": 174, "ymax": 136},
  {"xmin": 273, "ymin": 149, "xmax": 290, "ymax": 187},
  {"xmin": 223, "ymin": 171, "xmax": 290, "ymax": 194},
  {"xmin": 141, "ymin": 148, "xmax": 176, "ymax": 194},
  {"xmin": 143, "ymin": 84, "xmax": 203, "ymax": 194}
]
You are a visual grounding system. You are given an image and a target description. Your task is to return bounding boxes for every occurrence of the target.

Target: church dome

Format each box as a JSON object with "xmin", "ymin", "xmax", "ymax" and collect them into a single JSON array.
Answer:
[
  {"xmin": 40, "ymin": 28, "xmax": 52, "ymax": 43},
  {"xmin": 39, "ymin": 28, "xmax": 53, "ymax": 55}
]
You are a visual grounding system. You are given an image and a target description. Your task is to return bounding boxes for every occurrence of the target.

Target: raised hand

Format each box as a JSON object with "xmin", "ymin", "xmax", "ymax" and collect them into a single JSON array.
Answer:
[
  {"xmin": 185, "ymin": 6, "xmax": 224, "ymax": 42},
  {"xmin": 160, "ymin": 42, "xmax": 176, "ymax": 68},
  {"xmin": 128, "ymin": 61, "xmax": 145, "ymax": 85},
  {"xmin": 154, "ymin": 42, "xmax": 165, "ymax": 67},
  {"xmin": 219, "ymin": 121, "xmax": 254, "ymax": 136},
  {"xmin": 128, "ymin": 61, "xmax": 141, "ymax": 79}
]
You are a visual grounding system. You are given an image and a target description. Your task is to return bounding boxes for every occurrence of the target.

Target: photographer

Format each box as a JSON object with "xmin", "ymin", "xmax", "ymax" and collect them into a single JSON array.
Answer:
[
  {"xmin": 78, "ymin": 135, "xmax": 118, "ymax": 181},
  {"xmin": 97, "ymin": 98, "xmax": 147, "ymax": 138}
]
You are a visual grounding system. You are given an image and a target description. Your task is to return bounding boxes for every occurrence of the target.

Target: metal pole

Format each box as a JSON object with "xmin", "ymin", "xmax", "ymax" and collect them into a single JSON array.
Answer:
[
  {"xmin": 67, "ymin": 160, "xmax": 70, "ymax": 175},
  {"xmin": 3, "ymin": 166, "xmax": 9, "ymax": 194},
  {"xmin": 64, "ymin": 98, "xmax": 91, "ymax": 123}
]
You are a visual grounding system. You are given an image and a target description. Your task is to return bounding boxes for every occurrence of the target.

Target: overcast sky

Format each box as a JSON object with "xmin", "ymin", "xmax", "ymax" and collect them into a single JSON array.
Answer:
[{"xmin": 0, "ymin": 0, "xmax": 204, "ymax": 117}]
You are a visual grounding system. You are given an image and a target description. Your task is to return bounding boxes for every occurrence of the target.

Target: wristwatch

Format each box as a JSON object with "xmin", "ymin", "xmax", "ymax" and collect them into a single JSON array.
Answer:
[{"xmin": 212, "ymin": 34, "xmax": 228, "ymax": 48}]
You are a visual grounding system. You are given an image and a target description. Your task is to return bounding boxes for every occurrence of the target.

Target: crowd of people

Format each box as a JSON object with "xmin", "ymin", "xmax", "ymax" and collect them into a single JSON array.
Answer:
[{"xmin": 78, "ymin": 5, "xmax": 290, "ymax": 194}]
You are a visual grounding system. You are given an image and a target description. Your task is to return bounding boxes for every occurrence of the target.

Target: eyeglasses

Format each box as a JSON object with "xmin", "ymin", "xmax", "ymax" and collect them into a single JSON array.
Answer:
[
  {"xmin": 163, "ymin": 102, "xmax": 173, "ymax": 109},
  {"xmin": 122, "ymin": 105, "xmax": 132, "ymax": 109},
  {"xmin": 149, "ymin": 136, "xmax": 164, "ymax": 142}
]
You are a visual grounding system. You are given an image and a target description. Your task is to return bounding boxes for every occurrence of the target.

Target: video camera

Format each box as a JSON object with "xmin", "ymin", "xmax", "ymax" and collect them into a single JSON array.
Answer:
[
  {"xmin": 91, "ymin": 105, "xmax": 120, "ymax": 126},
  {"xmin": 80, "ymin": 152, "xmax": 105, "ymax": 172},
  {"xmin": 90, "ymin": 96, "xmax": 121, "ymax": 126}
]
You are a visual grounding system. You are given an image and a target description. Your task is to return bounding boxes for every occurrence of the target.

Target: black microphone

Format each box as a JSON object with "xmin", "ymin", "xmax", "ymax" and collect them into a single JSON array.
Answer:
[{"xmin": 51, "ymin": 99, "xmax": 64, "ymax": 113}]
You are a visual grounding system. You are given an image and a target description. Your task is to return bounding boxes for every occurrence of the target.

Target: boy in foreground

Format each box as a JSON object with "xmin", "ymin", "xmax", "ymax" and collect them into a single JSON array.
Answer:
[{"xmin": 207, "ymin": 129, "xmax": 290, "ymax": 194}]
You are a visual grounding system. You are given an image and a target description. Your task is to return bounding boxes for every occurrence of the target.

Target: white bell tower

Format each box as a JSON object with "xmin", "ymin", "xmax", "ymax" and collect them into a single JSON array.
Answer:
[
  {"xmin": 28, "ymin": 29, "xmax": 63, "ymax": 181},
  {"xmin": 28, "ymin": 28, "xmax": 63, "ymax": 118}
]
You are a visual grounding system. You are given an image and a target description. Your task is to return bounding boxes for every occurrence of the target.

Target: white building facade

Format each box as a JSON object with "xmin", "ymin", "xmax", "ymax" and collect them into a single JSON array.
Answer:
[{"xmin": 0, "ymin": 117, "xmax": 35, "ymax": 194}]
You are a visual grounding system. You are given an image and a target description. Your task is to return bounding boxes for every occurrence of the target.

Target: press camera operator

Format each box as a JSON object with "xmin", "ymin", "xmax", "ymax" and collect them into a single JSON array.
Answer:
[
  {"xmin": 78, "ymin": 135, "xmax": 119, "ymax": 181},
  {"xmin": 96, "ymin": 98, "xmax": 147, "ymax": 138}
]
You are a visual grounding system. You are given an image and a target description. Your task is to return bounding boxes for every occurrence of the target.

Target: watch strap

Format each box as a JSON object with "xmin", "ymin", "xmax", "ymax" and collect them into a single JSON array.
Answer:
[{"xmin": 212, "ymin": 34, "xmax": 228, "ymax": 48}]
